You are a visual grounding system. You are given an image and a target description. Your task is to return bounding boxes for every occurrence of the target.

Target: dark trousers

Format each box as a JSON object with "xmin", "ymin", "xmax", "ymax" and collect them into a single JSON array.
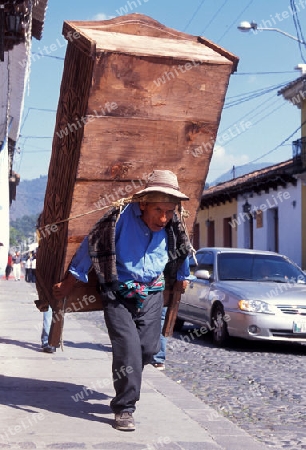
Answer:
[
  {"xmin": 31, "ymin": 269, "xmax": 36, "ymax": 283},
  {"xmin": 5, "ymin": 265, "xmax": 12, "ymax": 280},
  {"xmin": 103, "ymin": 290, "xmax": 164, "ymax": 414},
  {"xmin": 25, "ymin": 268, "xmax": 32, "ymax": 282}
]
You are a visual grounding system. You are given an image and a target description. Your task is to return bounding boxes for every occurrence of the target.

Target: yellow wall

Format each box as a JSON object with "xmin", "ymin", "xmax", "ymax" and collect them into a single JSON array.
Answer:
[{"xmin": 196, "ymin": 200, "xmax": 238, "ymax": 248}]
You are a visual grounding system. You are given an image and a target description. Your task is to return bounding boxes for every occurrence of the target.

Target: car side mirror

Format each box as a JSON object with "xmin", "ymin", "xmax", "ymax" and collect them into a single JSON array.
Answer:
[{"xmin": 194, "ymin": 269, "xmax": 210, "ymax": 280}]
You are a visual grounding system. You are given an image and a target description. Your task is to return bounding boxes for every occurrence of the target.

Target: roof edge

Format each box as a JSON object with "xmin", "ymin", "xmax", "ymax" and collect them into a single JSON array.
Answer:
[
  {"xmin": 197, "ymin": 36, "xmax": 239, "ymax": 73},
  {"xmin": 63, "ymin": 13, "xmax": 239, "ymax": 70}
]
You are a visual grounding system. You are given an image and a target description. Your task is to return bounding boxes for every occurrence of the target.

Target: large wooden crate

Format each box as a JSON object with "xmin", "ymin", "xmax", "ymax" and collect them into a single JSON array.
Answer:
[{"xmin": 36, "ymin": 14, "xmax": 238, "ymax": 327}]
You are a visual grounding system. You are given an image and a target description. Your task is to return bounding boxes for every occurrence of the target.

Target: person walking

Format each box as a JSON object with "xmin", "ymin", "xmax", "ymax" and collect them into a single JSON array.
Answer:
[
  {"xmin": 5, "ymin": 253, "xmax": 13, "ymax": 280},
  {"xmin": 12, "ymin": 251, "xmax": 21, "ymax": 281},
  {"xmin": 41, "ymin": 306, "xmax": 56, "ymax": 353},
  {"xmin": 31, "ymin": 254, "xmax": 36, "ymax": 283},
  {"xmin": 52, "ymin": 170, "xmax": 192, "ymax": 431},
  {"xmin": 25, "ymin": 254, "xmax": 32, "ymax": 282}
]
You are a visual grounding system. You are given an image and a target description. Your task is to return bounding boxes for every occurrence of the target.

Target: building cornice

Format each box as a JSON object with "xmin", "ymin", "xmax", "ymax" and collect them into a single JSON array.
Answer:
[
  {"xmin": 278, "ymin": 75, "xmax": 306, "ymax": 109},
  {"xmin": 201, "ymin": 160, "xmax": 300, "ymax": 209}
]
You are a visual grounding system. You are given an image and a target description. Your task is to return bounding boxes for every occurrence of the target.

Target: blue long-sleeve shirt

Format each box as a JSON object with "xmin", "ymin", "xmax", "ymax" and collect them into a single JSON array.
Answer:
[{"xmin": 69, "ymin": 203, "xmax": 190, "ymax": 283}]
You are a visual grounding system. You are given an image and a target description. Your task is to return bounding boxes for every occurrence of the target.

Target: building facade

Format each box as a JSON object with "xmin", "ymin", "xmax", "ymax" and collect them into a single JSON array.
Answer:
[
  {"xmin": 0, "ymin": 0, "xmax": 48, "ymax": 275},
  {"xmin": 196, "ymin": 160, "xmax": 306, "ymax": 269}
]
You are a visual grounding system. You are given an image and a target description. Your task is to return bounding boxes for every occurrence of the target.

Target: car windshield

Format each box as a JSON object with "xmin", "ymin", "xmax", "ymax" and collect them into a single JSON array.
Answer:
[{"xmin": 217, "ymin": 253, "xmax": 306, "ymax": 283}]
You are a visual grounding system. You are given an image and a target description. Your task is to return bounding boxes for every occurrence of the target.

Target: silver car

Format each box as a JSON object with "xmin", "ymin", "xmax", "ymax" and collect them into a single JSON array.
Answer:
[{"xmin": 176, "ymin": 247, "xmax": 306, "ymax": 346}]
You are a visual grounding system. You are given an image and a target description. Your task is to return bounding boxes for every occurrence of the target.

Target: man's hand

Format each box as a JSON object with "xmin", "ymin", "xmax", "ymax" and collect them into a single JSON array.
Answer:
[
  {"xmin": 181, "ymin": 280, "xmax": 189, "ymax": 293},
  {"xmin": 174, "ymin": 280, "xmax": 189, "ymax": 293},
  {"xmin": 52, "ymin": 272, "xmax": 78, "ymax": 300}
]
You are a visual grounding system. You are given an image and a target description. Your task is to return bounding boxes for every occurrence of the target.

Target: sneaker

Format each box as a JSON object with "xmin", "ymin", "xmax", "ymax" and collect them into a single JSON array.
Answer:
[
  {"xmin": 114, "ymin": 412, "xmax": 135, "ymax": 431},
  {"xmin": 152, "ymin": 363, "xmax": 165, "ymax": 371}
]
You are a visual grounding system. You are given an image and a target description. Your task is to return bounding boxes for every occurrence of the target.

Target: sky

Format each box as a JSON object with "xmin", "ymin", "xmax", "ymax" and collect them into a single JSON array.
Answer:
[{"xmin": 13, "ymin": 0, "xmax": 306, "ymax": 184}]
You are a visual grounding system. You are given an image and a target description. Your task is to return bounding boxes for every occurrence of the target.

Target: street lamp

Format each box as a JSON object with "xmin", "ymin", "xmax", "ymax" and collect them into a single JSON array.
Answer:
[
  {"xmin": 242, "ymin": 200, "xmax": 252, "ymax": 214},
  {"xmin": 237, "ymin": 21, "xmax": 306, "ymax": 45}
]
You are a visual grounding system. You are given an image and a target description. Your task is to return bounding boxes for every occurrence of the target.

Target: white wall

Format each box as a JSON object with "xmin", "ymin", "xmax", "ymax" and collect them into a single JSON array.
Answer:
[
  {"xmin": 0, "ymin": 143, "xmax": 10, "ymax": 276},
  {"xmin": 0, "ymin": 44, "xmax": 30, "ymax": 276},
  {"xmin": 277, "ymin": 182, "xmax": 301, "ymax": 265},
  {"xmin": 237, "ymin": 182, "xmax": 302, "ymax": 267}
]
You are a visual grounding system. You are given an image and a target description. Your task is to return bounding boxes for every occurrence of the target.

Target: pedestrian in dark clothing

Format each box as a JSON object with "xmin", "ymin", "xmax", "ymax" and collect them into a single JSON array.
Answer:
[
  {"xmin": 5, "ymin": 254, "xmax": 12, "ymax": 280},
  {"xmin": 31, "ymin": 254, "xmax": 36, "ymax": 283}
]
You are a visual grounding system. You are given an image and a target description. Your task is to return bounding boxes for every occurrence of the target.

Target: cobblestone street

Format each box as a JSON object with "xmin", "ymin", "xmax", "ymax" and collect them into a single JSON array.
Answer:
[
  {"xmin": 77, "ymin": 311, "xmax": 306, "ymax": 450},
  {"xmin": 165, "ymin": 328, "xmax": 306, "ymax": 450}
]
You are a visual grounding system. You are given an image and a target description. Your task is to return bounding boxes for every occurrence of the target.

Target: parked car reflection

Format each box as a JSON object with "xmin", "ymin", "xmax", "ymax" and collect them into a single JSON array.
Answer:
[{"xmin": 176, "ymin": 247, "xmax": 306, "ymax": 347}]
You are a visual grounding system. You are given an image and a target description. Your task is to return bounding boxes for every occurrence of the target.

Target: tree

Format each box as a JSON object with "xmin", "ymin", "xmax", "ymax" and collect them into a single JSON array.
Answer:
[
  {"xmin": 10, "ymin": 214, "xmax": 38, "ymax": 250},
  {"xmin": 9, "ymin": 226, "xmax": 26, "ymax": 248}
]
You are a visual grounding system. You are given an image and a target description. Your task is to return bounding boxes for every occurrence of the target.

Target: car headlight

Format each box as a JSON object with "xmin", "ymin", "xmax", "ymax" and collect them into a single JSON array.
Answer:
[{"xmin": 238, "ymin": 299, "xmax": 276, "ymax": 314}]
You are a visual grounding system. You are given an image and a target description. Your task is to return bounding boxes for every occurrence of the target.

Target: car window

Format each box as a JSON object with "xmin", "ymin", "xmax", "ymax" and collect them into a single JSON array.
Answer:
[
  {"xmin": 190, "ymin": 251, "xmax": 214, "ymax": 276},
  {"xmin": 218, "ymin": 253, "xmax": 253, "ymax": 280},
  {"xmin": 217, "ymin": 253, "xmax": 306, "ymax": 283}
]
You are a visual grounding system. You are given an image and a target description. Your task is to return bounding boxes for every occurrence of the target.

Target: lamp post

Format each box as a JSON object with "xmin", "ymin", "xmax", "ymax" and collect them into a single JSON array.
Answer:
[{"xmin": 237, "ymin": 21, "xmax": 306, "ymax": 45}]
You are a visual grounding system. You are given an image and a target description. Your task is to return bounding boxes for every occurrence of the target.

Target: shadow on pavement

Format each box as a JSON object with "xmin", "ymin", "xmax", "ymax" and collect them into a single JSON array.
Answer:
[
  {"xmin": 0, "ymin": 338, "xmax": 41, "ymax": 352},
  {"xmin": 63, "ymin": 340, "xmax": 112, "ymax": 352},
  {"xmin": 0, "ymin": 338, "xmax": 112, "ymax": 353},
  {"xmin": 0, "ymin": 375, "xmax": 113, "ymax": 425}
]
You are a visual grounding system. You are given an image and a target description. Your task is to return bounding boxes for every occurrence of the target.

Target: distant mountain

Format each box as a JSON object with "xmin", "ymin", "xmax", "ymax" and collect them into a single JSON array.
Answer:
[
  {"xmin": 10, "ymin": 175, "xmax": 47, "ymax": 221},
  {"xmin": 209, "ymin": 162, "xmax": 274, "ymax": 186}
]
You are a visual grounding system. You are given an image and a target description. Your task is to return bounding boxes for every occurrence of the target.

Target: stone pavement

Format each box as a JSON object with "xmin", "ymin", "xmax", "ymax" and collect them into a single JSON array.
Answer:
[{"xmin": 0, "ymin": 277, "xmax": 272, "ymax": 450}]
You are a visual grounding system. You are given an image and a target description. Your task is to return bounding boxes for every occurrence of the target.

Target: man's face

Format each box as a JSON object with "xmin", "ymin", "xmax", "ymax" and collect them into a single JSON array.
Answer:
[{"xmin": 139, "ymin": 202, "xmax": 177, "ymax": 232}]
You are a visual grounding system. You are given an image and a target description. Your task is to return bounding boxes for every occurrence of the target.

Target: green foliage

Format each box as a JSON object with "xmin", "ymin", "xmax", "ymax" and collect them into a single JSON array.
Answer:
[
  {"xmin": 10, "ymin": 214, "xmax": 38, "ymax": 247},
  {"xmin": 9, "ymin": 227, "xmax": 26, "ymax": 248},
  {"xmin": 11, "ymin": 214, "xmax": 38, "ymax": 235}
]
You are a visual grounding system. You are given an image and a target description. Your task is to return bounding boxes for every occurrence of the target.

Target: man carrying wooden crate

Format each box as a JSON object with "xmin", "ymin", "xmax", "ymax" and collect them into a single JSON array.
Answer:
[{"xmin": 52, "ymin": 170, "xmax": 191, "ymax": 431}]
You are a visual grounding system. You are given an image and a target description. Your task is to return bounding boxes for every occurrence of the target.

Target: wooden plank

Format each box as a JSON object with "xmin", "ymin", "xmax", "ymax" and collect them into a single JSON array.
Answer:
[
  {"xmin": 63, "ymin": 15, "xmax": 238, "ymax": 72},
  {"xmin": 87, "ymin": 53, "xmax": 232, "ymax": 122},
  {"xmin": 64, "ymin": 16, "xmax": 198, "ymax": 42},
  {"xmin": 81, "ymin": 29, "xmax": 232, "ymax": 64},
  {"xmin": 76, "ymin": 118, "xmax": 217, "ymax": 181},
  {"xmin": 63, "ymin": 269, "xmax": 103, "ymax": 313},
  {"xmin": 62, "ymin": 21, "xmax": 96, "ymax": 57},
  {"xmin": 64, "ymin": 242, "xmax": 82, "ymax": 274}
]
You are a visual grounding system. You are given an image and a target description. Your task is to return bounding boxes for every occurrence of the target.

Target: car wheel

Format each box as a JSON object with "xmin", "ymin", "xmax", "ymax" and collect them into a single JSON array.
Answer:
[
  {"xmin": 174, "ymin": 317, "xmax": 185, "ymax": 331},
  {"xmin": 211, "ymin": 304, "xmax": 229, "ymax": 347}
]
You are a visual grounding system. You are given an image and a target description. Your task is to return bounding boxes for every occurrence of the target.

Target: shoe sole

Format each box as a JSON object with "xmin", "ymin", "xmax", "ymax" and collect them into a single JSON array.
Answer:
[
  {"xmin": 42, "ymin": 348, "xmax": 56, "ymax": 353},
  {"xmin": 115, "ymin": 425, "xmax": 135, "ymax": 431},
  {"xmin": 153, "ymin": 365, "xmax": 165, "ymax": 370}
]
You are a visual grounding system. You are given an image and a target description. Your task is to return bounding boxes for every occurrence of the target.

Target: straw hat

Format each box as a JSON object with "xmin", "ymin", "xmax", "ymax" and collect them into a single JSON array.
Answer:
[{"xmin": 132, "ymin": 170, "xmax": 189, "ymax": 202}]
